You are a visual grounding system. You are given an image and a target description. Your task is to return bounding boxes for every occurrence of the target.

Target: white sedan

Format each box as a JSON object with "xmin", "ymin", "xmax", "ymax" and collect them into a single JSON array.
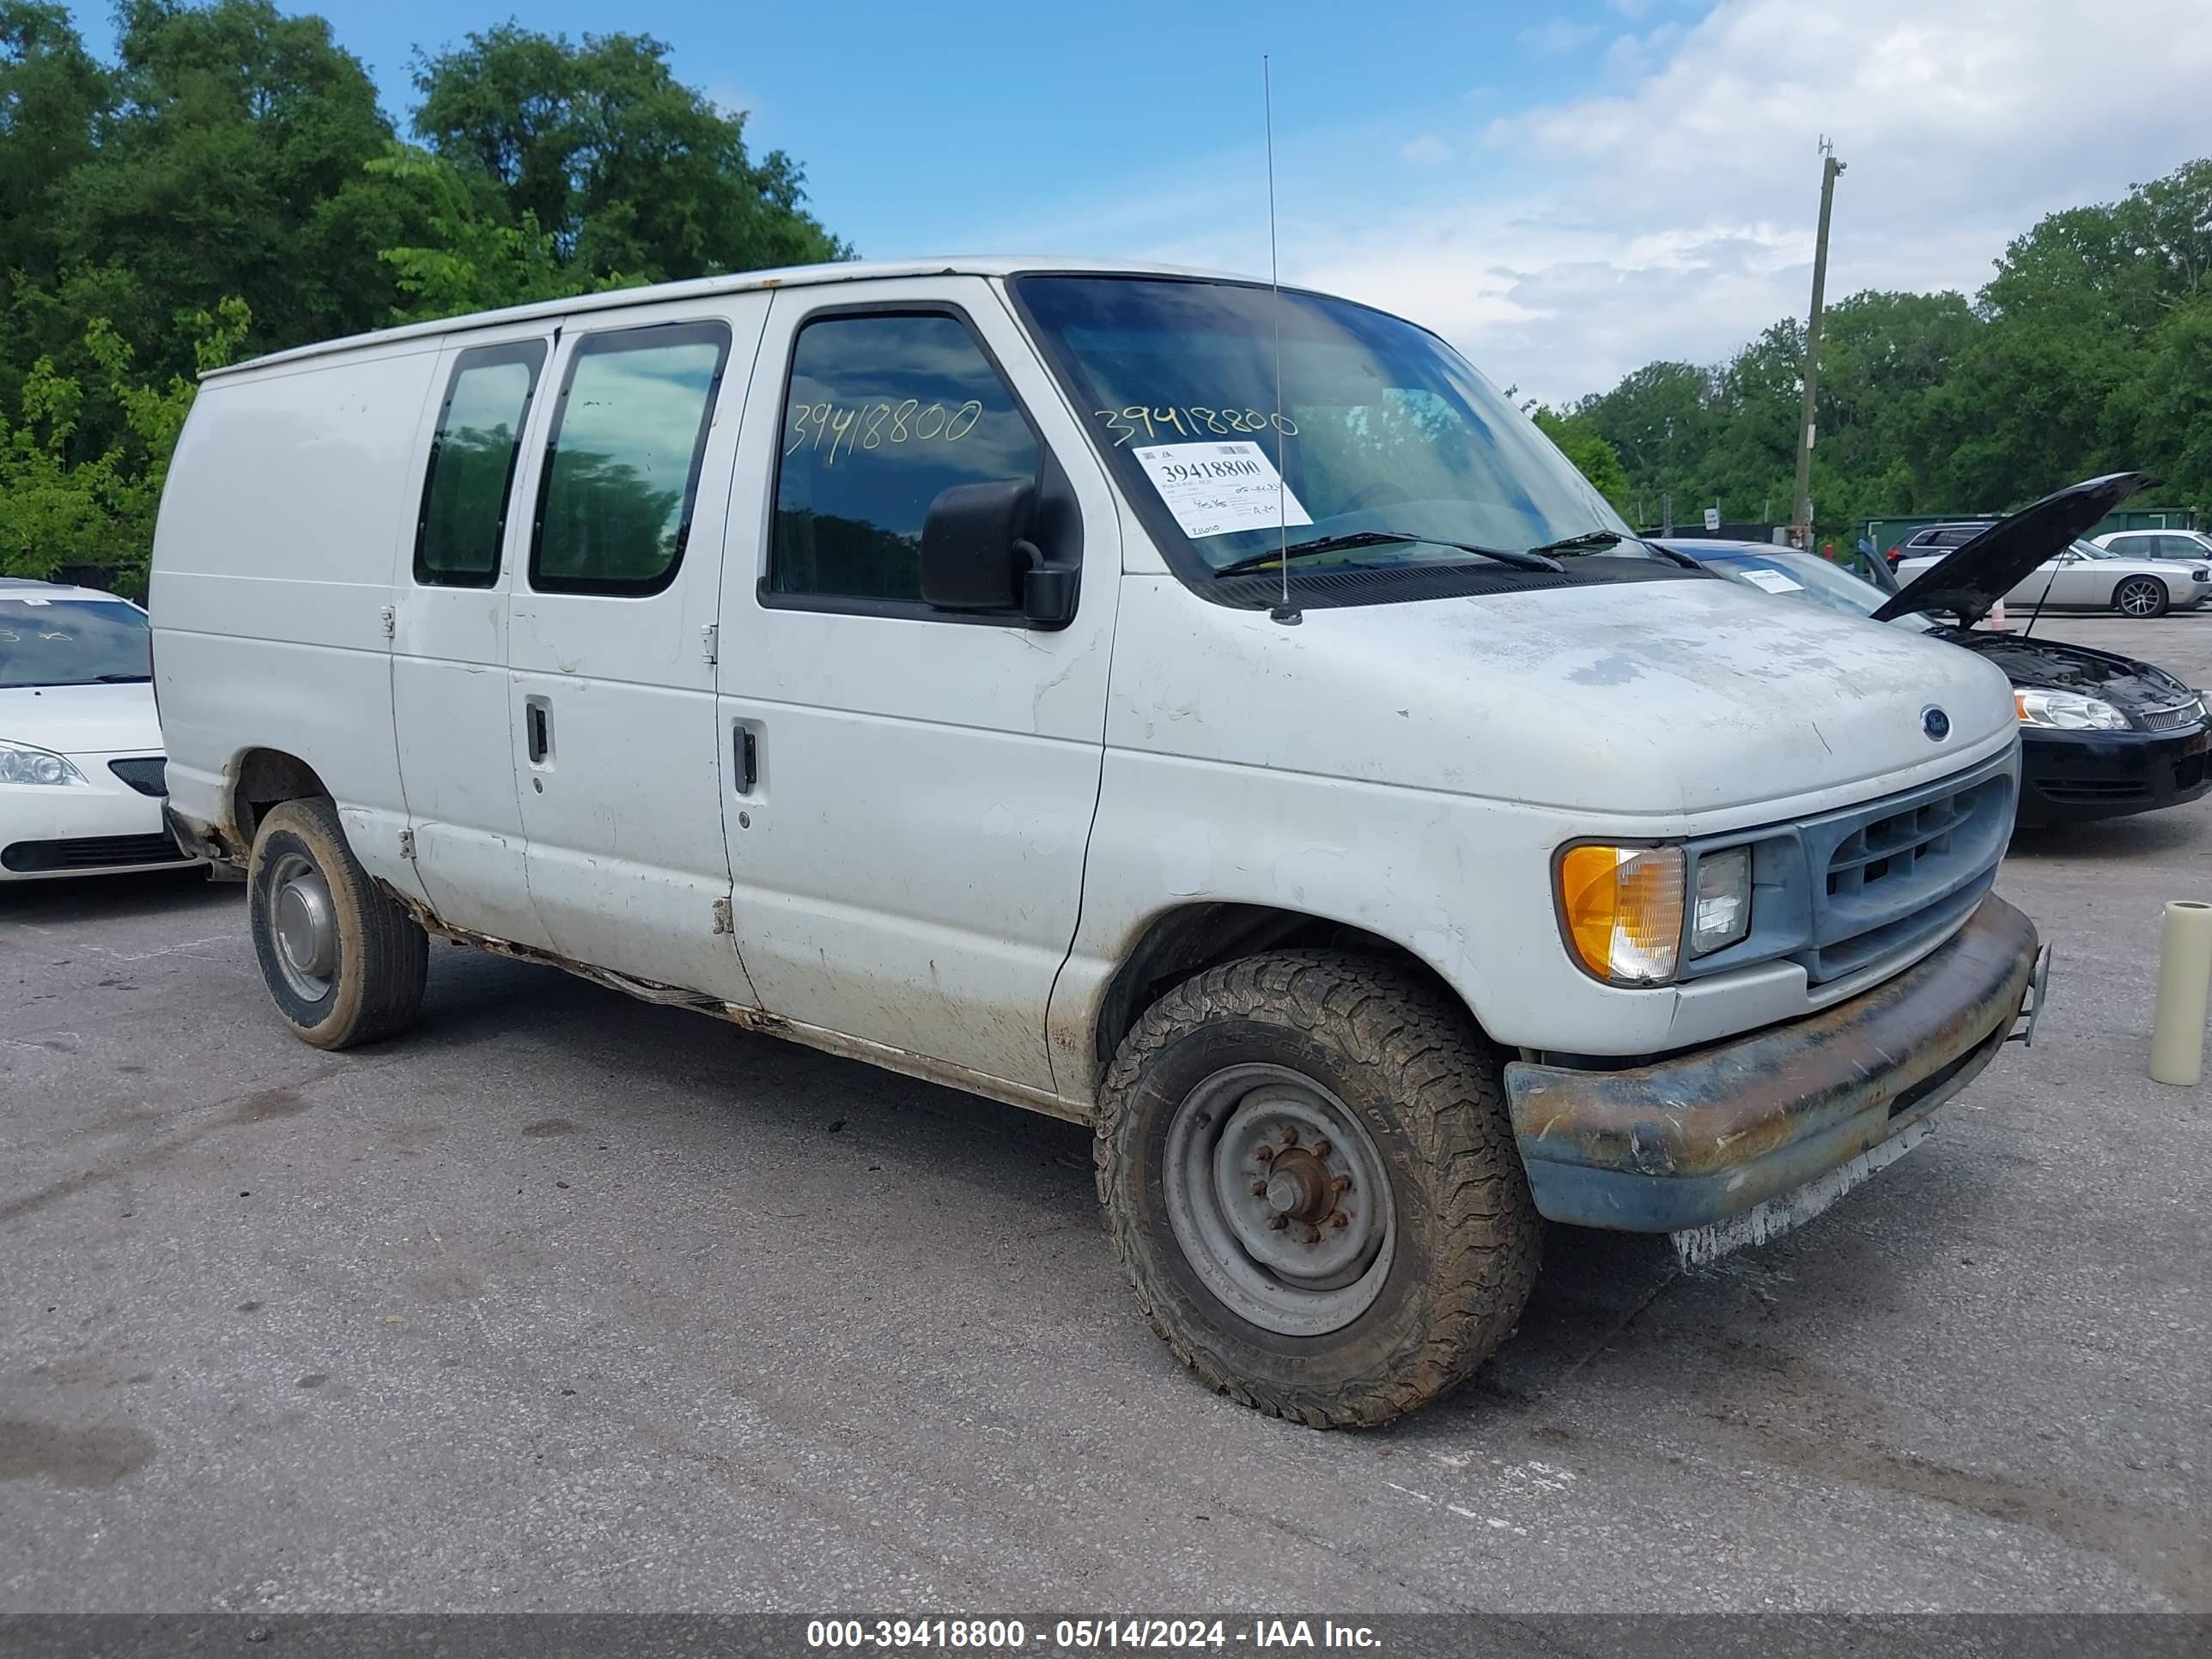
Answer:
[
  {"xmin": 2, "ymin": 578, "xmax": 203, "ymax": 880},
  {"xmin": 1894, "ymin": 538, "xmax": 2211, "ymax": 619}
]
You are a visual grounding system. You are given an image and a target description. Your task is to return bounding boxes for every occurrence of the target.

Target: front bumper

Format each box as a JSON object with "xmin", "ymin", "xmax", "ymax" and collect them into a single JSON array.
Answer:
[
  {"xmin": 2018, "ymin": 722, "xmax": 2212, "ymax": 825},
  {"xmin": 0, "ymin": 754, "xmax": 200, "ymax": 880},
  {"xmin": 1504, "ymin": 893, "xmax": 2039, "ymax": 1235}
]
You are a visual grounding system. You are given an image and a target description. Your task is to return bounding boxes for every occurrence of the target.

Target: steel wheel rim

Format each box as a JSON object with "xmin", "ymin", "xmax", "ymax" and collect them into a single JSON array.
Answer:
[
  {"xmin": 268, "ymin": 850, "xmax": 337, "ymax": 1003},
  {"xmin": 2120, "ymin": 580, "xmax": 2162, "ymax": 616},
  {"xmin": 1162, "ymin": 1063, "xmax": 1395, "ymax": 1337}
]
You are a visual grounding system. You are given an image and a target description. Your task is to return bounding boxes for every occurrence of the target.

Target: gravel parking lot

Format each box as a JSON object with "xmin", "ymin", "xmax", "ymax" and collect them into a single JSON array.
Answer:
[{"xmin": 3, "ymin": 611, "xmax": 2209, "ymax": 1615}]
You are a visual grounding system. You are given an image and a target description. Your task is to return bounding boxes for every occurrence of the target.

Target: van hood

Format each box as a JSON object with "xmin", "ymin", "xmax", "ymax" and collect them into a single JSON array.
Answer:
[
  {"xmin": 1115, "ymin": 574, "xmax": 2019, "ymax": 818},
  {"xmin": 1874, "ymin": 471, "xmax": 2158, "ymax": 627},
  {"xmin": 0, "ymin": 681, "xmax": 165, "ymax": 756}
]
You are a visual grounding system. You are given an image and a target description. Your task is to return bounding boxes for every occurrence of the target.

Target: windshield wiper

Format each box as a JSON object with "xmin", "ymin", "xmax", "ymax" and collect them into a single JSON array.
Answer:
[
  {"xmin": 1526, "ymin": 527, "xmax": 1704, "ymax": 572},
  {"xmin": 1213, "ymin": 530, "xmax": 1565, "ymax": 580},
  {"xmin": 94, "ymin": 673, "xmax": 153, "ymax": 683}
]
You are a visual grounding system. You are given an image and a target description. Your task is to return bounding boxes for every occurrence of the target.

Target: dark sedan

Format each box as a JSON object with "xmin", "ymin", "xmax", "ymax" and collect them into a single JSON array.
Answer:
[{"xmin": 1662, "ymin": 541, "xmax": 2212, "ymax": 827}]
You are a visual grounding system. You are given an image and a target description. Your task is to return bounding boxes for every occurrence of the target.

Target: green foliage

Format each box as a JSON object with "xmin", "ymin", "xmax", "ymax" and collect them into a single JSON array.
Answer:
[
  {"xmin": 0, "ymin": 2, "xmax": 848, "ymax": 592},
  {"xmin": 1575, "ymin": 158, "xmax": 2212, "ymax": 538},
  {"xmin": 408, "ymin": 22, "xmax": 850, "ymax": 287},
  {"xmin": 1528, "ymin": 404, "xmax": 1632, "ymax": 513},
  {"xmin": 0, "ymin": 299, "xmax": 249, "ymax": 595}
]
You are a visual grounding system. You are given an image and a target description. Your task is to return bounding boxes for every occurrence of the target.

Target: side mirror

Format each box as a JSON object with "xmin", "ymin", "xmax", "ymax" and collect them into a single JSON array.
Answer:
[{"xmin": 920, "ymin": 479, "xmax": 1077, "ymax": 629}]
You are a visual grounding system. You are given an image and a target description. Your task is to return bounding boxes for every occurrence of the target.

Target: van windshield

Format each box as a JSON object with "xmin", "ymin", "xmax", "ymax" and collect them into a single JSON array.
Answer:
[
  {"xmin": 0, "ymin": 597, "xmax": 151, "ymax": 688},
  {"xmin": 1012, "ymin": 275, "xmax": 1649, "ymax": 589}
]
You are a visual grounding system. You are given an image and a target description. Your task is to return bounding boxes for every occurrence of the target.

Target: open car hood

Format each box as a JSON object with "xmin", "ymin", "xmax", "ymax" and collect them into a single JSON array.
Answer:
[{"xmin": 1872, "ymin": 471, "xmax": 2160, "ymax": 626}]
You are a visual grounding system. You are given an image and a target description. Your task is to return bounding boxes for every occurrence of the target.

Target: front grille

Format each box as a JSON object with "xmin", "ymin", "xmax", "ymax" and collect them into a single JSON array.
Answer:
[
  {"xmin": 2042, "ymin": 779, "xmax": 2150, "ymax": 804},
  {"xmin": 1, "ymin": 833, "xmax": 191, "ymax": 873},
  {"xmin": 2138, "ymin": 699, "xmax": 2205, "ymax": 732},
  {"xmin": 1801, "ymin": 758, "xmax": 2014, "ymax": 985},
  {"xmin": 106, "ymin": 756, "xmax": 168, "ymax": 796}
]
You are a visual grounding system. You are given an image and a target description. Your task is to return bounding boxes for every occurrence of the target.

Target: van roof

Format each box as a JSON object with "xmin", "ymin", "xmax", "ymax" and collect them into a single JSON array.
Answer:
[{"xmin": 208, "ymin": 257, "xmax": 1250, "ymax": 380}]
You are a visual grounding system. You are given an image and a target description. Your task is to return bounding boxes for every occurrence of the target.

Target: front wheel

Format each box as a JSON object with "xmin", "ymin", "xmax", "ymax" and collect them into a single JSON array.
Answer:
[
  {"xmin": 248, "ymin": 797, "xmax": 428, "ymax": 1049},
  {"xmin": 2114, "ymin": 576, "xmax": 2169, "ymax": 618},
  {"xmin": 1094, "ymin": 951, "xmax": 1539, "ymax": 1427}
]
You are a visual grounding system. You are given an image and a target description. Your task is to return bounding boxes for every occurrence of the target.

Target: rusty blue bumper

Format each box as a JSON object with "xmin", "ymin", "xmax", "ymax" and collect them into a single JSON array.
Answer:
[{"xmin": 1504, "ymin": 894, "xmax": 2040, "ymax": 1233}]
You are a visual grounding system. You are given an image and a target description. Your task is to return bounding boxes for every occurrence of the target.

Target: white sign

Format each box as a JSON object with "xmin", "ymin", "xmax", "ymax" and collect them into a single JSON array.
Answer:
[
  {"xmin": 1133, "ymin": 441, "xmax": 1313, "ymax": 540},
  {"xmin": 1742, "ymin": 568, "xmax": 1804, "ymax": 594},
  {"xmin": 1703, "ymin": 507, "xmax": 1721, "ymax": 532}
]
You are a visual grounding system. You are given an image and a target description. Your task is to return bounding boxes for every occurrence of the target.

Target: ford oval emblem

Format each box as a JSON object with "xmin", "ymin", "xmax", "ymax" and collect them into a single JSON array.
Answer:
[{"xmin": 1923, "ymin": 706, "xmax": 1951, "ymax": 742}]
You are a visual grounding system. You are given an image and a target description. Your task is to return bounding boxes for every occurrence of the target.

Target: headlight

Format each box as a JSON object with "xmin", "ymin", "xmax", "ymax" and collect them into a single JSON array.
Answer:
[
  {"xmin": 1558, "ymin": 844, "xmax": 1684, "ymax": 984},
  {"xmin": 1691, "ymin": 846, "xmax": 1753, "ymax": 956},
  {"xmin": 0, "ymin": 738, "xmax": 88, "ymax": 787},
  {"xmin": 2015, "ymin": 690, "xmax": 2129, "ymax": 731}
]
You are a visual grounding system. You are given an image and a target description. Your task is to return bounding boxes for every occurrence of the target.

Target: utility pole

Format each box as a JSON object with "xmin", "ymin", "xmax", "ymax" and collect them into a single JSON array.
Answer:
[{"xmin": 1791, "ymin": 138, "xmax": 1845, "ymax": 549}]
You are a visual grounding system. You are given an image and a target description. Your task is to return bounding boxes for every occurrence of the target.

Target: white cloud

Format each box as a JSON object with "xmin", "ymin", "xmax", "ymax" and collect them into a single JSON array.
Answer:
[
  {"xmin": 1517, "ymin": 21, "xmax": 1602, "ymax": 53},
  {"xmin": 960, "ymin": 0, "xmax": 2212, "ymax": 405},
  {"xmin": 1401, "ymin": 135, "xmax": 1453, "ymax": 165},
  {"xmin": 1608, "ymin": 0, "xmax": 1655, "ymax": 14}
]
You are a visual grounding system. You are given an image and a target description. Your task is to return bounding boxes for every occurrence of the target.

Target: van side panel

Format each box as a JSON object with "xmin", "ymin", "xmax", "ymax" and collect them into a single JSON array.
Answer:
[{"xmin": 150, "ymin": 347, "xmax": 443, "ymax": 884}]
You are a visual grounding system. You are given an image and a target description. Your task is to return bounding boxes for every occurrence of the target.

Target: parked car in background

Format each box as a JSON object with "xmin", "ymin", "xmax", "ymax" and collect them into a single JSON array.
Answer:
[
  {"xmin": 1667, "ymin": 474, "xmax": 2212, "ymax": 827},
  {"xmin": 1886, "ymin": 520, "xmax": 1995, "ymax": 570},
  {"xmin": 1, "ymin": 578, "xmax": 201, "ymax": 879},
  {"xmin": 1894, "ymin": 534, "xmax": 2209, "ymax": 618},
  {"xmin": 2093, "ymin": 527, "xmax": 2212, "ymax": 563}
]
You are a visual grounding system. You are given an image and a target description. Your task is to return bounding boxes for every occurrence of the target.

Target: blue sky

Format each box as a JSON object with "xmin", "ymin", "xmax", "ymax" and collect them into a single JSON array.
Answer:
[{"xmin": 66, "ymin": 1, "xmax": 2212, "ymax": 403}]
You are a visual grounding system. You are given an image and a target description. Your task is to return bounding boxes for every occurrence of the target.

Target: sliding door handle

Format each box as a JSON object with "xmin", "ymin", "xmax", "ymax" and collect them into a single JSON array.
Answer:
[
  {"xmin": 732, "ymin": 724, "xmax": 758, "ymax": 794},
  {"xmin": 525, "ymin": 698, "xmax": 551, "ymax": 764}
]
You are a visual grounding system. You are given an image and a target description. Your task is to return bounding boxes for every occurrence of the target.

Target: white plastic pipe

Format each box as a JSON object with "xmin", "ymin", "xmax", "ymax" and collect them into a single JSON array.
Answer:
[{"xmin": 2148, "ymin": 899, "xmax": 2212, "ymax": 1086}]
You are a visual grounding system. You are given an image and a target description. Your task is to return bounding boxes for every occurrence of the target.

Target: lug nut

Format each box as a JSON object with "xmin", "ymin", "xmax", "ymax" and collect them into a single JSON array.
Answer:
[
  {"xmin": 1331, "ymin": 1174, "xmax": 1352, "ymax": 1194},
  {"xmin": 1311, "ymin": 1138, "xmax": 1332, "ymax": 1158},
  {"xmin": 1280, "ymin": 1127, "xmax": 1298, "ymax": 1146},
  {"xmin": 1255, "ymin": 1145, "xmax": 1276, "ymax": 1164},
  {"xmin": 1304, "ymin": 1226, "xmax": 1323, "ymax": 1244},
  {"xmin": 1329, "ymin": 1212, "xmax": 1350, "ymax": 1230},
  {"xmin": 1250, "ymin": 1180, "xmax": 1269, "ymax": 1197},
  {"xmin": 1265, "ymin": 1214, "xmax": 1288, "ymax": 1231}
]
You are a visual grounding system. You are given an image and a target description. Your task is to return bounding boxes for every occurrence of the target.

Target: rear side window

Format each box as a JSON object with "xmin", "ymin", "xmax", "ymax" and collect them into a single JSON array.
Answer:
[
  {"xmin": 415, "ymin": 341, "xmax": 547, "ymax": 588},
  {"xmin": 531, "ymin": 321, "xmax": 731, "ymax": 597},
  {"xmin": 768, "ymin": 311, "xmax": 1042, "ymax": 606}
]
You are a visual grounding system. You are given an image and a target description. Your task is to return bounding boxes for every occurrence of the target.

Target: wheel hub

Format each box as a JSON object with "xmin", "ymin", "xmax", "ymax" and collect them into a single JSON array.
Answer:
[
  {"xmin": 267, "ymin": 851, "xmax": 337, "ymax": 1001},
  {"xmin": 1161, "ymin": 1064, "xmax": 1395, "ymax": 1337}
]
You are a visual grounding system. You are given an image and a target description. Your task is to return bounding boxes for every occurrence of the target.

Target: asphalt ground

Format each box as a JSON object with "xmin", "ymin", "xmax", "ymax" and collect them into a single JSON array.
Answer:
[{"xmin": 3, "ymin": 607, "xmax": 2208, "ymax": 1614}]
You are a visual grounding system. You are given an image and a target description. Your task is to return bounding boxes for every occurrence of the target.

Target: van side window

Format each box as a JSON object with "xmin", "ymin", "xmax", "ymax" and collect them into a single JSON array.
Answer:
[
  {"xmin": 531, "ymin": 321, "xmax": 731, "ymax": 597},
  {"xmin": 768, "ymin": 311, "xmax": 1041, "ymax": 606},
  {"xmin": 415, "ymin": 341, "xmax": 546, "ymax": 587}
]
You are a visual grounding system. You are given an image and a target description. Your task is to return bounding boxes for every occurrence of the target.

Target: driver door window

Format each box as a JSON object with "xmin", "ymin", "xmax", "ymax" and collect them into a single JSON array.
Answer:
[{"xmin": 767, "ymin": 311, "xmax": 1042, "ymax": 613}]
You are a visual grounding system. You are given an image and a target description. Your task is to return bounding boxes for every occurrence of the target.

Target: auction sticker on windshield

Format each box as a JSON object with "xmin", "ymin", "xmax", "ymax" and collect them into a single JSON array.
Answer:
[
  {"xmin": 1133, "ymin": 441, "xmax": 1314, "ymax": 540},
  {"xmin": 1740, "ymin": 568, "xmax": 1803, "ymax": 594}
]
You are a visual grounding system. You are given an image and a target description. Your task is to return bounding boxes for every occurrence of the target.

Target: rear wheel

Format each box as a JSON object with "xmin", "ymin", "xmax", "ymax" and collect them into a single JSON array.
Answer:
[
  {"xmin": 2114, "ymin": 576, "xmax": 2168, "ymax": 618},
  {"xmin": 247, "ymin": 798, "xmax": 427, "ymax": 1049},
  {"xmin": 1095, "ymin": 950, "xmax": 1539, "ymax": 1427}
]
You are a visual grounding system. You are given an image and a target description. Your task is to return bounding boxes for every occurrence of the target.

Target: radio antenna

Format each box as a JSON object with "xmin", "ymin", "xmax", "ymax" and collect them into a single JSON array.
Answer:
[{"xmin": 1263, "ymin": 55, "xmax": 1299, "ymax": 626}]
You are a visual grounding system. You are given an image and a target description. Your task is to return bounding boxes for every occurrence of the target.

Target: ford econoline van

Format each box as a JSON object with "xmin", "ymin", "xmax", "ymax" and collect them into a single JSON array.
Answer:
[{"xmin": 152, "ymin": 259, "xmax": 2045, "ymax": 1425}]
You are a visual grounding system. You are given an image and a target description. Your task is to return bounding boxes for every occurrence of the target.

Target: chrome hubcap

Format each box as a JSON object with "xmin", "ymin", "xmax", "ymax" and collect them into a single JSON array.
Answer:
[
  {"xmin": 268, "ymin": 851, "xmax": 336, "ymax": 1001},
  {"xmin": 1163, "ymin": 1064, "xmax": 1395, "ymax": 1337}
]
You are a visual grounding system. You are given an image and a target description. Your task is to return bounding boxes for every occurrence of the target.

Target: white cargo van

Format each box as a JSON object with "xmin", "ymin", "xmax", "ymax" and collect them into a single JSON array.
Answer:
[{"xmin": 153, "ymin": 259, "xmax": 2045, "ymax": 1425}]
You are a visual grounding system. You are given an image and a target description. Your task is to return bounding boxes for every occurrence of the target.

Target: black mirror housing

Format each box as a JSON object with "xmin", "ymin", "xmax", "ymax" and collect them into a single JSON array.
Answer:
[
  {"xmin": 920, "ymin": 477, "xmax": 1077, "ymax": 629},
  {"xmin": 921, "ymin": 480, "xmax": 1035, "ymax": 612}
]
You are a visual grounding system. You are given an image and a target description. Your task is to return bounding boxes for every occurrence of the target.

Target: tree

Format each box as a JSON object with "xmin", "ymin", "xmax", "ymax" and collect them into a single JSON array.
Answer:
[
  {"xmin": 1528, "ymin": 405, "xmax": 1632, "ymax": 514},
  {"xmin": 0, "ymin": 299, "xmax": 250, "ymax": 595},
  {"xmin": 410, "ymin": 25, "xmax": 848, "ymax": 294},
  {"xmin": 0, "ymin": 1, "xmax": 852, "ymax": 592}
]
